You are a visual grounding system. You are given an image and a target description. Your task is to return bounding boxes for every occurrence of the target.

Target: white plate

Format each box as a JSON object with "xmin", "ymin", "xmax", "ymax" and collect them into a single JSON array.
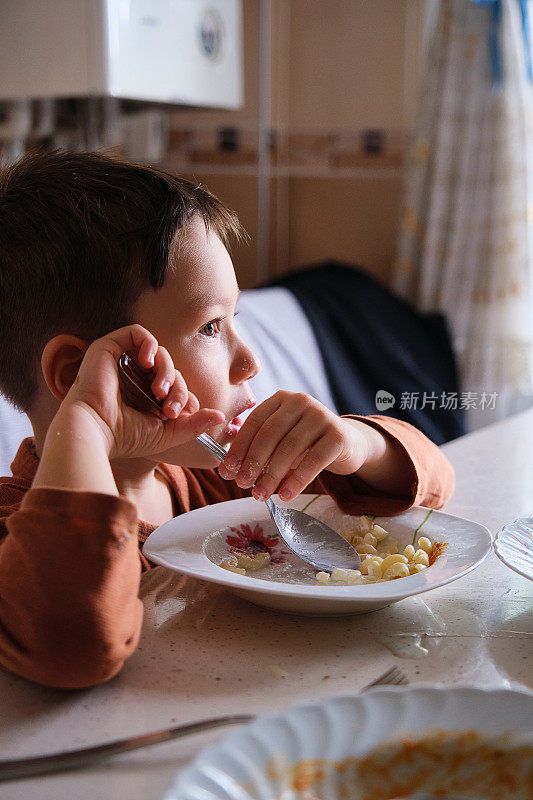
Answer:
[
  {"xmin": 142, "ymin": 494, "xmax": 492, "ymax": 615},
  {"xmin": 494, "ymin": 517, "xmax": 533, "ymax": 581},
  {"xmin": 166, "ymin": 685, "xmax": 533, "ymax": 800}
]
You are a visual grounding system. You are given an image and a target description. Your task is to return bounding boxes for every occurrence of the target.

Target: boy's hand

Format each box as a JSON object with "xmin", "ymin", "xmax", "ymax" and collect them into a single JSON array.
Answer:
[
  {"xmin": 62, "ymin": 324, "xmax": 225, "ymax": 460},
  {"xmin": 217, "ymin": 391, "xmax": 369, "ymax": 501}
]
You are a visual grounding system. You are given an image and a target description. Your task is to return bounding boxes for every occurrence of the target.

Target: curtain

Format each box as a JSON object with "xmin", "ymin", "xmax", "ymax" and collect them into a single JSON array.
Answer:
[{"xmin": 394, "ymin": 0, "xmax": 533, "ymax": 428}]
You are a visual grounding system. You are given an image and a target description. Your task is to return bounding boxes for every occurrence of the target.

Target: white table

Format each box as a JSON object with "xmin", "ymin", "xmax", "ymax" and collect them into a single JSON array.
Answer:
[{"xmin": 1, "ymin": 410, "xmax": 532, "ymax": 799}]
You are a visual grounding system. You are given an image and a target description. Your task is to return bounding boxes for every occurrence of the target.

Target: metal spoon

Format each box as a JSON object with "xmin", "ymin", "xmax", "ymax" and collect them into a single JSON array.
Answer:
[{"xmin": 117, "ymin": 352, "xmax": 361, "ymax": 572}]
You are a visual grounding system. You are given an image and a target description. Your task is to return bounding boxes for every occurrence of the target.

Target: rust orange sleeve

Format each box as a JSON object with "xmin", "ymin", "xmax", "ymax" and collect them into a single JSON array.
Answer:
[{"xmin": 0, "ymin": 488, "xmax": 142, "ymax": 688}]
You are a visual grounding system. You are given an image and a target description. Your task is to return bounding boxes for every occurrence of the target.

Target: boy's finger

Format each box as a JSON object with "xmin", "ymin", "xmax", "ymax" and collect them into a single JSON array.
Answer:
[
  {"xmin": 221, "ymin": 393, "xmax": 285, "ymax": 474},
  {"xmin": 250, "ymin": 419, "xmax": 323, "ymax": 500},
  {"xmin": 229, "ymin": 405, "xmax": 310, "ymax": 488},
  {"xmin": 226, "ymin": 395, "xmax": 323, "ymax": 488},
  {"xmin": 136, "ymin": 331, "xmax": 159, "ymax": 369},
  {"xmin": 182, "ymin": 391, "xmax": 200, "ymax": 415},
  {"xmin": 160, "ymin": 370, "xmax": 189, "ymax": 417},
  {"xmin": 163, "ymin": 389, "xmax": 200, "ymax": 419},
  {"xmin": 100, "ymin": 324, "xmax": 159, "ymax": 367},
  {"xmin": 165, "ymin": 407, "xmax": 225, "ymax": 439},
  {"xmin": 276, "ymin": 431, "xmax": 344, "ymax": 500},
  {"xmin": 150, "ymin": 346, "xmax": 181, "ymax": 401}
]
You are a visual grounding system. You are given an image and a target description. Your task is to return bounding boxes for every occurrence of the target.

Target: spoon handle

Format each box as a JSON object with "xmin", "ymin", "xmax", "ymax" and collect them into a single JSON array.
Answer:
[
  {"xmin": 117, "ymin": 353, "xmax": 227, "ymax": 459},
  {"xmin": 195, "ymin": 432, "xmax": 228, "ymax": 462}
]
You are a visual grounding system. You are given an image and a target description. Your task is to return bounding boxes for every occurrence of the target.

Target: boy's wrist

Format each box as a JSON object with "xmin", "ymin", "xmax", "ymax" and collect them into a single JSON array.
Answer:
[
  {"xmin": 334, "ymin": 417, "xmax": 412, "ymax": 495},
  {"xmin": 49, "ymin": 399, "xmax": 115, "ymax": 458},
  {"xmin": 34, "ymin": 400, "xmax": 118, "ymax": 495},
  {"xmin": 327, "ymin": 418, "xmax": 373, "ymax": 476}
]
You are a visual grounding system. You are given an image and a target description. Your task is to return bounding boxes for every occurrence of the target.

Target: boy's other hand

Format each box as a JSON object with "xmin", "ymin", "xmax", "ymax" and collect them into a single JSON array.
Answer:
[
  {"xmin": 217, "ymin": 391, "xmax": 368, "ymax": 501},
  {"xmin": 62, "ymin": 324, "xmax": 225, "ymax": 460}
]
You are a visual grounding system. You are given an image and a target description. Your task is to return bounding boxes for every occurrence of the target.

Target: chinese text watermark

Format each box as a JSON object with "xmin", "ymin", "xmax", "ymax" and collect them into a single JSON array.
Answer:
[{"xmin": 375, "ymin": 390, "xmax": 498, "ymax": 412}]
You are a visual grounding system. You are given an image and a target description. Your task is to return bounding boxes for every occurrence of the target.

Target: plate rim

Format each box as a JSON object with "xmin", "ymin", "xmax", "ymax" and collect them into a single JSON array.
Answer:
[
  {"xmin": 142, "ymin": 495, "xmax": 493, "ymax": 602},
  {"xmin": 494, "ymin": 517, "xmax": 533, "ymax": 581}
]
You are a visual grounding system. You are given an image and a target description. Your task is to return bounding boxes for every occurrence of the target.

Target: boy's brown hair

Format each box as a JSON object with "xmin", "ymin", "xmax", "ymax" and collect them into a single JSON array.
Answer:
[{"xmin": 0, "ymin": 149, "xmax": 243, "ymax": 412}]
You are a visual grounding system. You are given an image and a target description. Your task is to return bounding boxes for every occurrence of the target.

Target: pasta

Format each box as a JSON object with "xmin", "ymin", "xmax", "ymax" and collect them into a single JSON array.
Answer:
[
  {"xmin": 220, "ymin": 551, "xmax": 271, "ymax": 574},
  {"xmin": 315, "ymin": 516, "xmax": 444, "ymax": 586}
]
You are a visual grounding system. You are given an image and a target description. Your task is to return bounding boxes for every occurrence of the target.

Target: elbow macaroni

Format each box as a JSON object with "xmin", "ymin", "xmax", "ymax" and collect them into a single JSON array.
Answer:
[
  {"xmin": 413, "ymin": 549, "xmax": 430, "ymax": 567},
  {"xmin": 316, "ymin": 519, "xmax": 436, "ymax": 586},
  {"xmin": 220, "ymin": 552, "xmax": 271, "ymax": 573}
]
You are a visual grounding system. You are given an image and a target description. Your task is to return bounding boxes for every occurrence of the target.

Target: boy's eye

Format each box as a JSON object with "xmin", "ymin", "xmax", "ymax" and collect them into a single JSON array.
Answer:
[
  {"xmin": 199, "ymin": 312, "xmax": 237, "ymax": 338},
  {"xmin": 200, "ymin": 319, "xmax": 221, "ymax": 337}
]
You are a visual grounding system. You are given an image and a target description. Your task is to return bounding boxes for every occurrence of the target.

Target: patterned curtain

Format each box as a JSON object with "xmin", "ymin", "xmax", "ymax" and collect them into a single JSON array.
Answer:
[{"xmin": 394, "ymin": 0, "xmax": 533, "ymax": 428}]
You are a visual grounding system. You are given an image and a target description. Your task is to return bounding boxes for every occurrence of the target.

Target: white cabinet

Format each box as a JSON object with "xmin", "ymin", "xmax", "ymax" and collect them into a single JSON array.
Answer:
[{"xmin": 0, "ymin": 0, "xmax": 243, "ymax": 108}]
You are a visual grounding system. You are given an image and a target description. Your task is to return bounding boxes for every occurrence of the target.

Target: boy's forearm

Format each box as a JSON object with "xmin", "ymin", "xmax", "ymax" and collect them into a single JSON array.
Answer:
[{"xmin": 33, "ymin": 401, "xmax": 118, "ymax": 495}]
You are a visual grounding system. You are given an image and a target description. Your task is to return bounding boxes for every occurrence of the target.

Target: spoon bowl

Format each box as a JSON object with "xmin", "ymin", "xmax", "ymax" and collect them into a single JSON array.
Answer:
[{"xmin": 264, "ymin": 497, "xmax": 361, "ymax": 571}]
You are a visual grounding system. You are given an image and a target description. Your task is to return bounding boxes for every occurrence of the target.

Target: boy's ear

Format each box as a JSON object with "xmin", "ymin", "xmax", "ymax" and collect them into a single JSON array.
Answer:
[{"xmin": 41, "ymin": 335, "xmax": 89, "ymax": 401}]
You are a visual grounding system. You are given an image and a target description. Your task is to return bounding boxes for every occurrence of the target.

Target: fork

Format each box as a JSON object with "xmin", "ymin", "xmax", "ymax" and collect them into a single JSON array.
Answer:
[
  {"xmin": 0, "ymin": 666, "xmax": 407, "ymax": 782},
  {"xmin": 361, "ymin": 664, "xmax": 407, "ymax": 689}
]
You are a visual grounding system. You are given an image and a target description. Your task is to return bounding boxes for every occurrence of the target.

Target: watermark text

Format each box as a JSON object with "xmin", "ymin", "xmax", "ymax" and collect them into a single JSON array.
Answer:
[{"xmin": 375, "ymin": 390, "xmax": 498, "ymax": 412}]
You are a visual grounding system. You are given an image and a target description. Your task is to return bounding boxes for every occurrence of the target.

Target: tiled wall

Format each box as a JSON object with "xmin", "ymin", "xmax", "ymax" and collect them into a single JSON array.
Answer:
[{"xmin": 161, "ymin": 123, "xmax": 408, "ymax": 288}]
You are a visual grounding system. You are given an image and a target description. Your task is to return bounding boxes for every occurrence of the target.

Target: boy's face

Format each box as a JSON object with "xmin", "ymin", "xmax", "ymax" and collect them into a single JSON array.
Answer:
[{"xmin": 133, "ymin": 216, "xmax": 260, "ymax": 467}]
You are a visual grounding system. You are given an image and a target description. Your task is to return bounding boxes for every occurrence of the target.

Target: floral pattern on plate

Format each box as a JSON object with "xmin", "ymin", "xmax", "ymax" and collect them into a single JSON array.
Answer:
[{"xmin": 225, "ymin": 522, "xmax": 289, "ymax": 563}]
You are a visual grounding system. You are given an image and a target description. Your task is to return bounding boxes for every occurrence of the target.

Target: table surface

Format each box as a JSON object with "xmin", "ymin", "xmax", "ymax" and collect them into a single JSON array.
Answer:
[{"xmin": 1, "ymin": 410, "xmax": 532, "ymax": 799}]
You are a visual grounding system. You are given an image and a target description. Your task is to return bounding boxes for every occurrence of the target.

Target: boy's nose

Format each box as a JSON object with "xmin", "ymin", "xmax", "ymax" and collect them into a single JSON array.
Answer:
[{"xmin": 232, "ymin": 344, "xmax": 261, "ymax": 384}]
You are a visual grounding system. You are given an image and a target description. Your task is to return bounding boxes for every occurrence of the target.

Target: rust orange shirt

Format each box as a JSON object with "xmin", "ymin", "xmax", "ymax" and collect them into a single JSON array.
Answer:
[{"xmin": 0, "ymin": 415, "xmax": 454, "ymax": 688}]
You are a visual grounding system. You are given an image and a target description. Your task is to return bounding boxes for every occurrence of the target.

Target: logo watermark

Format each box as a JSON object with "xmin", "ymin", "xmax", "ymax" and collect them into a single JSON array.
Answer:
[
  {"xmin": 375, "ymin": 390, "xmax": 498, "ymax": 412},
  {"xmin": 375, "ymin": 390, "xmax": 396, "ymax": 411}
]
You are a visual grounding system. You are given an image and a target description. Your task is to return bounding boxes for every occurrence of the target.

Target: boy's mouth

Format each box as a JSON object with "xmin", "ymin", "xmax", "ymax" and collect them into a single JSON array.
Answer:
[
  {"xmin": 224, "ymin": 396, "xmax": 257, "ymax": 437},
  {"xmin": 226, "ymin": 416, "xmax": 244, "ymax": 436}
]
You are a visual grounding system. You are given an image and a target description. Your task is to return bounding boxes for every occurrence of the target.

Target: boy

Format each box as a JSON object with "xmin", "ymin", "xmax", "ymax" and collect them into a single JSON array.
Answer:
[{"xmin": 0, "ymin": 151, "xmax": 454, "ymax": 689}]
